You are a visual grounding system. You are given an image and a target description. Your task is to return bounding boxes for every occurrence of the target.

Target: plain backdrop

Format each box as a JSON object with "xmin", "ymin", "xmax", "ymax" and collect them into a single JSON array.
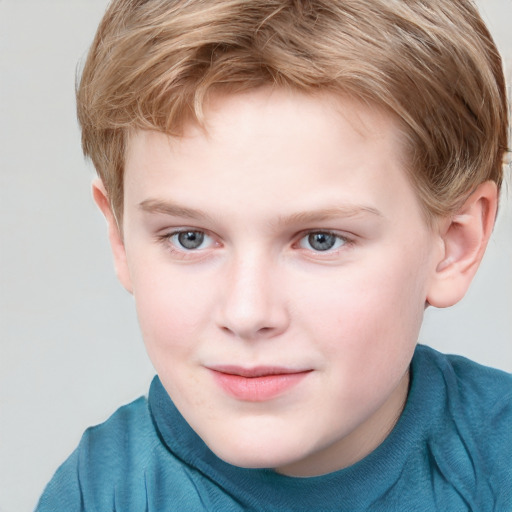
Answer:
[{"xmin": 1, "ymin": 1, "xmax": 511, "ymax": 510}]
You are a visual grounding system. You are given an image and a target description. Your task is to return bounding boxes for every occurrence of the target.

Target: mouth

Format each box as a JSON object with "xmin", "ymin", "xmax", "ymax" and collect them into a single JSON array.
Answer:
[{"xmin": 208, "ymin": 366, "xmax": 312, "ymax": 401}]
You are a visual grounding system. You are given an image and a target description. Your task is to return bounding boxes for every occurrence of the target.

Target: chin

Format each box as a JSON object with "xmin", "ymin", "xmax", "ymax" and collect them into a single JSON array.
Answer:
[
  {"xmin": 217, "ymin": 448, "xmax": 296, "ymax": 470},
  {"xmin": 204, "ymin": 430, "xmax": 305, "ymax": 470}
]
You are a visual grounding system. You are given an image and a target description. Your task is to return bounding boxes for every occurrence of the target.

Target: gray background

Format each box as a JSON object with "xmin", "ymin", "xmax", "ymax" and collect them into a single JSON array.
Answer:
[{"xmin": 1, "ymin": 1, "xmax": 510, "ymax": 510}]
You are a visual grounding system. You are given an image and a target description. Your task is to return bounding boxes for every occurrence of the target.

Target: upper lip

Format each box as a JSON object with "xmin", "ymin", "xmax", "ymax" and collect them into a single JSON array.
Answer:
[{"xmin": 208, "ymin": 366, "xmax": 312, "ymax": 378}]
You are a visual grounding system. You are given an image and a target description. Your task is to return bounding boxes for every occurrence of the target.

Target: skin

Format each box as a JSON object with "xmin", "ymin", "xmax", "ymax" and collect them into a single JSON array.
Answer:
[{"xmin": 95, "ymin": 88, "xmax": 497, "ymax": 477}]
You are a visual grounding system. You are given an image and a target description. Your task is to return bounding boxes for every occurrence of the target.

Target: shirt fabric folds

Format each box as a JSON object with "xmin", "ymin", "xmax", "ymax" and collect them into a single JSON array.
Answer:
[{"xmin": 36, "ymin": 345, "xmax": 512, "ymax": 511}]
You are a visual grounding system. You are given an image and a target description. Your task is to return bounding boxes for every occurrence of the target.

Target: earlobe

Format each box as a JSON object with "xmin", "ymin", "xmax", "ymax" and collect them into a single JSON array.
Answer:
[
  {"xmin": 426, "ymin": 181, "xmax": 498, "ymax": 308},
  {"xmin": 92, "ymin": 179, "xmax": 133, "ymax": 294}
]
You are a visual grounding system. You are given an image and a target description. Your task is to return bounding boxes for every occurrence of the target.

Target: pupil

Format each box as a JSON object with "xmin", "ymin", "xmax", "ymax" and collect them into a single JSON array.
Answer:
[
  {"xmin": 178, "ymin": 231, "xmax": 204, "ymax": 249},
  {"xmin": 309, "ymin": 232, "xmax": 336, "ymax": 251}
]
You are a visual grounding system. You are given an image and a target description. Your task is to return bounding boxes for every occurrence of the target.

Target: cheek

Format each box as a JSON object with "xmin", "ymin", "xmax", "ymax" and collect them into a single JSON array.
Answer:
[
  {"xmin": 130, "ymin": 265, "xmax": 210, "ymax": 354},
  {"xmin": 132, "ymin": 278, "xmax": 207, "ymax": 404},
  {"xmin": 296, "ymin": 249, "xmax": 427, "ymax": 359}
]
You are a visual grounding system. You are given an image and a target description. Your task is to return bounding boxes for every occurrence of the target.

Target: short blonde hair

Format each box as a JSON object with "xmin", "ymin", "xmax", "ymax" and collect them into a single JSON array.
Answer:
[{"xmin": 77, "ymin": 0, "xmax": 509, "ymax": 223}]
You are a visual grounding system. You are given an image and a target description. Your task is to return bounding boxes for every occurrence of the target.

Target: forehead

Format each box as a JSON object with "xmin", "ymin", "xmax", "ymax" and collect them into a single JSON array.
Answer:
[
  {"xmin": 123, "ymin": 89, "xmax": 422, "ymax": 224},
  {"xmin": 128, "ymin": 89, "xmax": 401, "ymax": 160}
]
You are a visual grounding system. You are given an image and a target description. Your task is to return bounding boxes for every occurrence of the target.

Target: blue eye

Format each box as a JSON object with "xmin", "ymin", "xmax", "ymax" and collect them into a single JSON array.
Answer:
[
  {"xmin": 300, "ymin": 232, "xmax": 347, "ymax": 252},
  {"xmin": 171, "ymin": 230, "xmax": 211, "ymax": 250}
]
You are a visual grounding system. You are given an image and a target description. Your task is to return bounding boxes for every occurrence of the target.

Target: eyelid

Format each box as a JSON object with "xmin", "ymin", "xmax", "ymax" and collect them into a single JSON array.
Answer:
[
  {"xmin": 295, "ymin": 229, "xmax": 354, "ymax": 253},
  {"xmin": 155, "ymin": 227, "xmax": 355, "ymax": 260},
  {"xmin": 157, "ymin": 227, "xmax": 220, "ymax": 259}
]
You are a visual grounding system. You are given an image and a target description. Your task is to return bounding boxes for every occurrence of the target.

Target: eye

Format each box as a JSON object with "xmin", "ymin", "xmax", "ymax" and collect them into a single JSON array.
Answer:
[
  {"xmin": 299, "ymin": 231, "xmax": 347, "ymax": 252},
  {"xmin": 169, "ymin": 230, "xmax": 213, "ymax": 250}
]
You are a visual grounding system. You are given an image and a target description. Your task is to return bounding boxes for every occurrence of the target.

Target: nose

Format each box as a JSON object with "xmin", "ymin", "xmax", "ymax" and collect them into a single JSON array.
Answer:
[{"xmin": 216, "ymin": 253, "xmax": 290, "ymax": 341}]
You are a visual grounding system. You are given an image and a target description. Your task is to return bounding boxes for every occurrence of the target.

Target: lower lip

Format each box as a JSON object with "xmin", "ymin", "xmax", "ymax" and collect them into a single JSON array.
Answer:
[{"xmin": 211, "ymin": 371, "xmax": 310, "ymax": 401}]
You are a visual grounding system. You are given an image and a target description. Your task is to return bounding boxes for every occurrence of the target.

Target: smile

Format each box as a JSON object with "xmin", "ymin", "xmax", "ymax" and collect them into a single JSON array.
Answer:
[{"xmin": 208, "ymin": 366, "xmax": 312, "ymax": 402}]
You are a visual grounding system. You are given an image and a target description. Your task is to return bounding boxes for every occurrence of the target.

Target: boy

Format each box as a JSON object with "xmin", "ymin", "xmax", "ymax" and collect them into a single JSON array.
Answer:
[{"xmin": 37, "ymin": 0, "xmax": 511, "ymax": 510}]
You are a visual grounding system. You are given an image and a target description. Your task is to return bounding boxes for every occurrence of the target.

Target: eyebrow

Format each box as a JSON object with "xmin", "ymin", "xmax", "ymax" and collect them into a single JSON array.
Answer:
[
  {"xmin": 273, "ymin": 205, "xmax": 383, "ymax": 226},
  {"xmin": 139, "ymin": 199, "xmax": 215, "ymax": 222},
  {"xmin": 139, "ymin": 198, "xmax": 383, "ymax": 224}
]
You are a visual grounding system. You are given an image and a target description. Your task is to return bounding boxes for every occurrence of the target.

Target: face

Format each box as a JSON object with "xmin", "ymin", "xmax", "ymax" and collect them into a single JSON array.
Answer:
[{"xmin": 111, "ymin": 89, "xmax": 444, "ymax": 476}]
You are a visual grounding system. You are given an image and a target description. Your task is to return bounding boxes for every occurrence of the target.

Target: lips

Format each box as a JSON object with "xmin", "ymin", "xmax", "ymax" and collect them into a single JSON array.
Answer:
[{"xmin": 209, "ymin": 366, "xmax": 312, "ymax": 401}]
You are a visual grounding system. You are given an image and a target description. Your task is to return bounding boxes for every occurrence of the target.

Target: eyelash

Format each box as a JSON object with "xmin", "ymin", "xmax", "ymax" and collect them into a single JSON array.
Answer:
[
  {"xmin": 157, "ymin": 229, "xmax": 354, "ymax": 259},
  {"xmin": 297, "ymin": 231, "xmax": 351, "ymax": 253},
  {"xmin": 156, "ymin": 229, "xmax": 216, "ymax": 260}
]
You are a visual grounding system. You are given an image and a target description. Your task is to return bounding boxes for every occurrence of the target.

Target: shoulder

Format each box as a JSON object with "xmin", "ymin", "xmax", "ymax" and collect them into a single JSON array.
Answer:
[
  {"xmin": 414, "ymin": 345, "xmax": 512, "ymax": 507},
  {"xmin": 79, "ymin": 395, "xmax": 157, "ymax": 468},
  {"xmin": 415, "ymin": 344, "xmax": 511, "ymax": 416},
  {"xmin": 37, "ymin": 387, "xmax": 213, "ymax": 511},
  {"xmin": 36, "ymin": 396, "xmax": 159, "ymax": 511},
  {"xmin": 443, "ymin": 350, "xmax": 512, "ymax": 464}
]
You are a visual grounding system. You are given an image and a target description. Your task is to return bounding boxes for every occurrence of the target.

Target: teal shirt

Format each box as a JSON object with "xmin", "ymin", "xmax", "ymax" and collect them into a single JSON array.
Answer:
[{"xmin": 36, "ymin": 345, "xmax": 512, "ymax": 511}]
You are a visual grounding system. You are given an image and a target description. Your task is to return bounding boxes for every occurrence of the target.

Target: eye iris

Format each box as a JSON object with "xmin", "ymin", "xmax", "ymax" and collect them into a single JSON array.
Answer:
[
  {"xmin": 308, "ymin": 232, "xmax": 336, "ymax": 251},
  {"xmin": 177, "ymin": 231, "xmax": 204, "ymax": 249}
]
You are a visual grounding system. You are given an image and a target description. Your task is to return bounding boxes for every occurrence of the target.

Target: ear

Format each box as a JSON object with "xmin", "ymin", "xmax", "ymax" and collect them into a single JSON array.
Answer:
[
  {"xmin": 92, "ymin": 179, "xmax": 133, "ymax": 294},
  {"xmin": 426, "ymin": 181, "xmax": 498, "ymax": 308}
]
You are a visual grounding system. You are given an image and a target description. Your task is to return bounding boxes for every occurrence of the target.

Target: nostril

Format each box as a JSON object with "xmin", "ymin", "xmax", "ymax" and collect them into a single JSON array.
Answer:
[
  {"xmin": 220, "ymin": 324, "xmax": 286, "ymax": 342},
  {"xmin": 215, "ymin": 268, "xmax": 290, "ymax": 339}
]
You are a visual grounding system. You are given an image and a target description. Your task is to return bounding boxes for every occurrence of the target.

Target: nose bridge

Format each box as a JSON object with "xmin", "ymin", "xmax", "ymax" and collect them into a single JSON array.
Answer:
[{"xmin": 217, "ymin": 248, "xmax": 288, "ymax": 340}]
